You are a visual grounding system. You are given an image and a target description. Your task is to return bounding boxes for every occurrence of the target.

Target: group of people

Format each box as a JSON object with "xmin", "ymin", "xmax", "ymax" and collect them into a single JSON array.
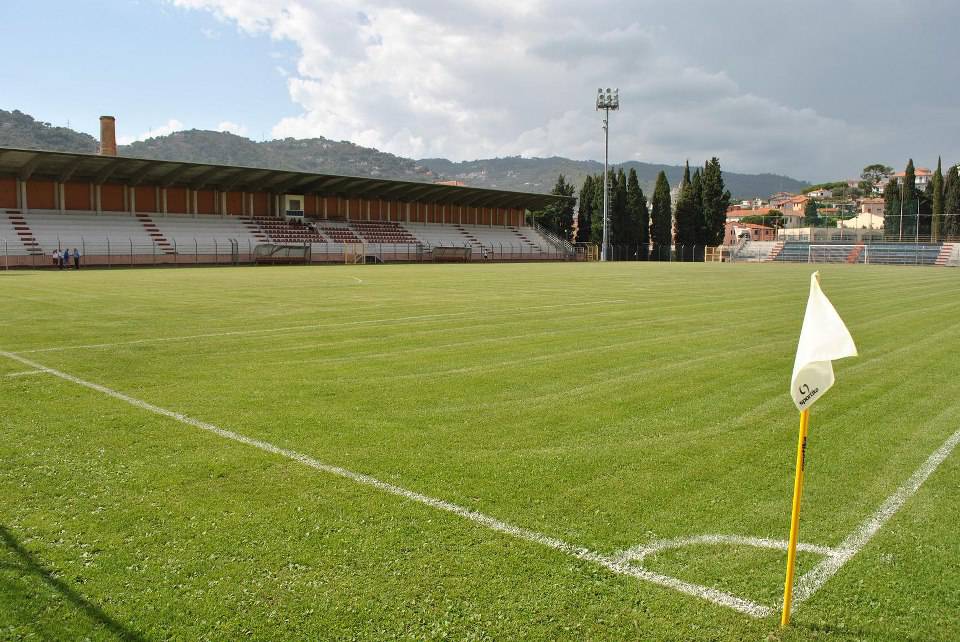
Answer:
[{"xmin": 51, "ymin": 248, "xmax": 81, "ymax": 270}]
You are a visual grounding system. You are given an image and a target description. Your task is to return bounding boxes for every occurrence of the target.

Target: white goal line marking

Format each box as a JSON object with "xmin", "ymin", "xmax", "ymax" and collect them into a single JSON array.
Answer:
[
  {"xmin": 0, "ymin": 349, "xmax": 768, "ymax": 618},
  {"xmin": 3, "ymin": 349, "xmax": 957, "ymax": 621},
  {"xmin": 15, "ymin": 299, "xmax": 627, "ymax": 355}
]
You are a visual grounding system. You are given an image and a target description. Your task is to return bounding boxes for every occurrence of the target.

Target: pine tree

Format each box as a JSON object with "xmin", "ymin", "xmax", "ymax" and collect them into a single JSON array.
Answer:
[
  {"xmin": 625, "ymin": 168, "xmax": 647, "ymax": 259},
  {"xmin": 944, "ymin": 165, "xmax": 960, "ymax": 237},
  {"xmin": 883, "ymin": 177, "xmax": 901, "ymax": 238},
  {"xmin": 576, "ymin": 175, "xmax": 594, "ymax": 243},
  {"xmin": 673, "ymin": 161, "xmax": 697, "ymax": 259},
  {"xmin": 700, "ymin": 158, "xmax": 731, "ymax": 247},
  {"xmin": 650, "ymin": 171, "xmax": 672, "ymax": 260},
  {"xmin": 931, "ymin": 157, "xmax": 944, "ymax": 241}
]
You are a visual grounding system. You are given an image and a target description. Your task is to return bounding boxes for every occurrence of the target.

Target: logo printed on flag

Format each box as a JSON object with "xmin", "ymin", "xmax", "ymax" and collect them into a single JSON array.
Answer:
[{"xmin": 790, "ymin": 272, "xmax": 858, "ymax": 411}]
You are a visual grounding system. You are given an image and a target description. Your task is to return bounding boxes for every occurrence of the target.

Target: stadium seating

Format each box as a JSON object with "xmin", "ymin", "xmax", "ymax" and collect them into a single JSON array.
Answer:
[
  {"xmin": 314, "ymin": 220, "xmax": 361, "ymax": 244},
  {"xmin": 22, "ymin": 210, "xmax": 159, "ymax": 255},
  {"xmin": 773, "ymin": 241, "xmax": 943, "ymax": 265},
  {"xmin": 245, "ymin": 216, "xmax": 326, "ymax": 244},
  {"xmin": 151, "ymin": 214, "xmax": 268, "ymax": 254},
  {"xmin": 349, "ymin": 220, "xmax": 419, "ymax": 244}
]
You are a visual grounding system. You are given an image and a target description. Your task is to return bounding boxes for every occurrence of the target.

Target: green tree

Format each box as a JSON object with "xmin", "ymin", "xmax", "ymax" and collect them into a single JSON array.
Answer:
[
  {"xmin": 537, "ymin": 174, "xmax": 575, "ymax": 239},
  {"xmin": 611, "ymin": 167, "xmax": 628, "ymax": 255},
  {"xmin": 803, "ymin": 199, "xmax": 820, "ymax": 226},
  {"xmin": 576, "ymin": 175, "xmax": 594, "ymax": 243},
  {"xmin": 883, "ymin": 177, "xmax": 901, "ymax": 237},
  {"xmin": 740, "ymin": 209, "xmax": 785, "ymax": 228},
  {"xmin": 932, "ymin": 157, "xmax": 944, "ymax": 241},
  {"xmin": 945, "ymin": 165, "xmax": 960, "ymax": 237},
  {"xmin": 673, "ymin": 161, "xmax": 698, "ymax": 259},
  {"xmin": 650, "ymin": 171, "xmax": 672, "ymax": 260},
  {"xmin": 625, "ymin": 168, "xmax": 648, "ymax": 259},
  {"xmin": 701, "ymin": 158, "xmax": 731, "ymax": 246},
  {"xmin": 902, "ymin": 159, "xmax": 918, "ymax": 238},
  {"xmin": 858, "ymin": 164, "xmax": 893, "ymax": 194},
  {"xmin": 690, "ymin": 169, "xmax": 705, "ymax": 248}
]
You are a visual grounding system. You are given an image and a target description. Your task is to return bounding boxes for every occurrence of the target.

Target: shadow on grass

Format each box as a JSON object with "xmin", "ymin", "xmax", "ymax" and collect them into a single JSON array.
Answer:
[{"xmin": 0, "ymin": 525, "xmax": 145, "ymax": 641}]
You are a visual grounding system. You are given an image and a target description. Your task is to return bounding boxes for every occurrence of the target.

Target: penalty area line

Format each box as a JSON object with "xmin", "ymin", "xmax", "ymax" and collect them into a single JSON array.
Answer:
[
  {"xmin": 4, "ymin": 369, "xmax": 46, "ymax": 378},
  {"xmin": 0, "ymin": 349, "xmax": 768, "ymax": 619}
]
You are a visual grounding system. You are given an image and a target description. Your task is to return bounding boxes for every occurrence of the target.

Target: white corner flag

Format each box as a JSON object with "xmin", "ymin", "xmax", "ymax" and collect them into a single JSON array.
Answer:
[
  {"xmin": 790, "ymin": 271, "xmax": 858, "ymax": 411},
  {"xmin": 782, "ymin": 271, "xmax": 858, "ymax": 627}
]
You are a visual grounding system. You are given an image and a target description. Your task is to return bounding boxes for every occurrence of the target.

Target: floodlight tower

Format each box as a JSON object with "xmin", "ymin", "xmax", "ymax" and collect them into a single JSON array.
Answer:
[{"xmin": 596, "ymin": 88, "xmax": 619, "ymax": 261}]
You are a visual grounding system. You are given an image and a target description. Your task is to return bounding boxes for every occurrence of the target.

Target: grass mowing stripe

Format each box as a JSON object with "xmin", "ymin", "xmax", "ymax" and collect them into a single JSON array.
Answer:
[
  {"xmin": 14, "ymin": 299, "xmax": 627, "ymax": 354},
  {"xmin": 0, "ymin": 348, "xmax": 772, "ymax": 618}
]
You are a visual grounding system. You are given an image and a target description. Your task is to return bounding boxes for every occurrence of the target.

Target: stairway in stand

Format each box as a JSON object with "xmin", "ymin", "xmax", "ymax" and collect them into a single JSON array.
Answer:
[
  {"xmin": 6, "ymin": 211, "xmax": 44, "ymax": 255},
  {"xmin": 767, "ymin": 241, "xmax": 784, "ymax": 261},
  {"xmin": 135, "ymin": 213, "xmax": 175, "ymax": 254},
  {"xmin": 935, "ymin": 243, "xmax": 955, "ymax": 266},
  {"xmin": 507, "ymin": 226, "xmax": 541, "ymax": 251},
  {"xmin": 846, "ymin": 244, "xmax": 865, "ymax": 263}
]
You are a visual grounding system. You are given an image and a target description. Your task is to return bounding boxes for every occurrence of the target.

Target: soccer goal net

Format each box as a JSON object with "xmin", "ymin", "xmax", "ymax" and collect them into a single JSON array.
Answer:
[{"xmin": 807, "ymin": 244, "xmax": 868, "ymax": 264}]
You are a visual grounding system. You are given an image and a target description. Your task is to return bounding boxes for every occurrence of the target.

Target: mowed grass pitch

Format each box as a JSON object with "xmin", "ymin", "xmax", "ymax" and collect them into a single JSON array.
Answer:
[{"xmin": 1, "ymin": 262, "xmax": 958, "ymax": 641}]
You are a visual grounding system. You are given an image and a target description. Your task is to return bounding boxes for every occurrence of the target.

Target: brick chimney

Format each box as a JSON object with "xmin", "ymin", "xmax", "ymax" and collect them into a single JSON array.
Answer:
[{"xmin": 99, "ymin": 116, "xmax": 117, "ymax": 156}]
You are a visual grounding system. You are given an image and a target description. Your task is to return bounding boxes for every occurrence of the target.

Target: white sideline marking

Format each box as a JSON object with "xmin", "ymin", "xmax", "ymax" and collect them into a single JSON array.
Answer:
[
  {"xmin": 4, "ymin": 369, "xmax": 45, "ymax": 378},
  {"xmin": 16, "ymin": 300, "xmax": 627, "ymax": 354},
  {"xmin": 793, "ymin": 425, "xmax": 960, "ymax": 605},
  {"xmin": 615, "ymin": 534, "xmax": 840, "ymax": 564},
  {"xmin": 0, "ymin": 349, "xmax": 769, "ymax": 618}
]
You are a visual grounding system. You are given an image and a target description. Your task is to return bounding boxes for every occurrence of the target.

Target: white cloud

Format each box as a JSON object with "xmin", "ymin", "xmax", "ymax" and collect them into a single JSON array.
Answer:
[
  {"xmin": 117, "ymin": 119, "xmax": 185, "ymax": 145},
  {"xmin": 216, "ymin": 120, "xmax": 249, "ymax": 136},
  {"xmin": 168, "ymin": 1, "xmax": 894, "ymax": 179}
]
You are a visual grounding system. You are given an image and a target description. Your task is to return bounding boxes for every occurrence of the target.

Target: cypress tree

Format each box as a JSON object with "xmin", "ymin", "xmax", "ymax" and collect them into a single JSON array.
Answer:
[
  {"xmin": 625, "ymin": 168, "xmax": 647, "ymax": 260},
  {"xmin": 902, "ymin": 159, "xmax": 918, "ymax": 238},
  {"xmin": 932, "ymin": 157, "xmax": 944, "ymax": 241},
  {"xmin": 803, "ymin": 199, "xmax": 820, "ymax": 226},
  {"xmin": 611, "ymin": 167, "xmax": 628, "ymax": 256},
  {"xmin": 650, "ymin": 171, "xmax": 672, "ymax": 260},
  {"xmin": 538, "ymin": 174, "xmax": 575, "ymax": 239},
  {"xmin": 591, "ymin": 172, "xmax": 605, "ymax": 245},
  {"xmin": 701, "ymin": 158, "xmax": 731, "ymax": 247},
  {"xmin": 690, "ymin": 169, "xmax": 704, "ymax": 254},
  {"xmin": 576, "ymin": 175, "xmax": 594, "ymax": 243},
  {"xmin": 944, "ymin": 165, "xmax": 960, "ymax": 237},
  {"xmin": 673, "ymin": 161, "xmax": 697, "ymax": 259},
  {"xmin": 882, "ymin": 177, "xmax": 901, "ymax": 238}
]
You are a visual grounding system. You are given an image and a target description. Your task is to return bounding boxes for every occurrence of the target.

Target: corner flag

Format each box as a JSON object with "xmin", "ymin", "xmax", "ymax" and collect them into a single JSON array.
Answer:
[
  {"xmin": 781, "ymin": 272, "xmax": 857, "ymax": 627},
  {"xmin": 790, "ymin": 272, "xmax": 858, "ymax": 411}
]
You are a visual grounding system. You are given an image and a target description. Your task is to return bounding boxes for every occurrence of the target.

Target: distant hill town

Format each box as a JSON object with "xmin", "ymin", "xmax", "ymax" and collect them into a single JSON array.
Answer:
[{"xmin": 0, "ymin": 108, "xmax": 809, "ymax": 199}]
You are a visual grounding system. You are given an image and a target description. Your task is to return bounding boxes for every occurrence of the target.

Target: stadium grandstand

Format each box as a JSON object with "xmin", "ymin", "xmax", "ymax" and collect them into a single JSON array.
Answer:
[{"xmin": 0, "ymin": 116, "xmax": 576, "ymax": 267}]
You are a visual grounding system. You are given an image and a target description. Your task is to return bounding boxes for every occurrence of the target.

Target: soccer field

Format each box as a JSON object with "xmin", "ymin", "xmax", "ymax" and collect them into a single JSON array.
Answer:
[{"xmin": 2, "ymin": 262, "xmax": 958, "ymax": 640}]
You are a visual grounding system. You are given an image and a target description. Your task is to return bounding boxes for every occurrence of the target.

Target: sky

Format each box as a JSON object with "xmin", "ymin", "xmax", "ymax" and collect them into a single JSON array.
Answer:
[{"xmin": 2, "ymin": 0, "xmax": 959, "ymax": 182}]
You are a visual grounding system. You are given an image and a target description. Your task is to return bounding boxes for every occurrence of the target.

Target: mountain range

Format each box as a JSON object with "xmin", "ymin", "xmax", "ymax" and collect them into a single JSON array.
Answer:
[{"xmin": 0, "ymin": 109, "xmax": 808, "ymax": 199}]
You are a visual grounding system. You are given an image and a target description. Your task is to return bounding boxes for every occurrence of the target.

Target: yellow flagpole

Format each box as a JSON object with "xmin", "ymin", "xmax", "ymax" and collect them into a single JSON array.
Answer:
[{"xmin": 781, "ymin": 408, "xmax": 810, "ymax": 627}]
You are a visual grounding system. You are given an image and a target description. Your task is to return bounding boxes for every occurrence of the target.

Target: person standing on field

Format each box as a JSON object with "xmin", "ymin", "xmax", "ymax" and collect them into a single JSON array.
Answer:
[
  {"xmin": 52, "ymin": 248, "xmax": 60, "ymax": 268},
  {"xmin": 73, "ymin": 247, "xmax": 81, "ymax": 270},
  {"xmin": 62, "ymin": 247, "xmax": 70, "ymax": 270}
]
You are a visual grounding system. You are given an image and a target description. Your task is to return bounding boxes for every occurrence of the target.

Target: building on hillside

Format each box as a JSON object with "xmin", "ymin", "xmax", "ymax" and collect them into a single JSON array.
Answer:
[
  {"xmin": 769, "ymin": 192, "xmax": 795, "ymax": 209},
  {"xmin": 807, "ymin": 188, "xmax": 833, "ymax": 198},
  {"xmin": 723, "ymin": 222, "xmax": 776, "ymax": 245},
  {"xmin": 859, "ymin": 197, "xmax": 885, "ymax": 216},
  {"xmin": 788, "ymin": 194, "xmax": 809, "ymax": 214},
  {"xmin": 891, "ymin": 167, "xmax": 933, "ymax": 190},
  {"xmin": 839, "ymin": 212, "xmax": 884, "ymax": 230}
]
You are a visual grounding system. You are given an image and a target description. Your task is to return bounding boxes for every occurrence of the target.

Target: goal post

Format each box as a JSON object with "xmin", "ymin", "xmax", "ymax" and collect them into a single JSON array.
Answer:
[
  {"xmin": 344, "ymin": 242, "xmax": 367, "ymax": 265},
  {"xmin": 807, "ymin": 244, "xmax": 868, "ymax": 264}
]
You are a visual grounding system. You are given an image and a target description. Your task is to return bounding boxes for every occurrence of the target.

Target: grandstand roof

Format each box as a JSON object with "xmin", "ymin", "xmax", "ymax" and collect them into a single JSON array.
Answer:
[{"xmin": 0, "ymin": 146, "xmax": 569, "ymax": 210}]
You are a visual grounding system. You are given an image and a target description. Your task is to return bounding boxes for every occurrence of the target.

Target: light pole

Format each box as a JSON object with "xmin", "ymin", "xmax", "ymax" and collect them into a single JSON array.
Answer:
[{"xmin": 596, "ymin": 88, "xmax": 619, "ymax": 261}]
